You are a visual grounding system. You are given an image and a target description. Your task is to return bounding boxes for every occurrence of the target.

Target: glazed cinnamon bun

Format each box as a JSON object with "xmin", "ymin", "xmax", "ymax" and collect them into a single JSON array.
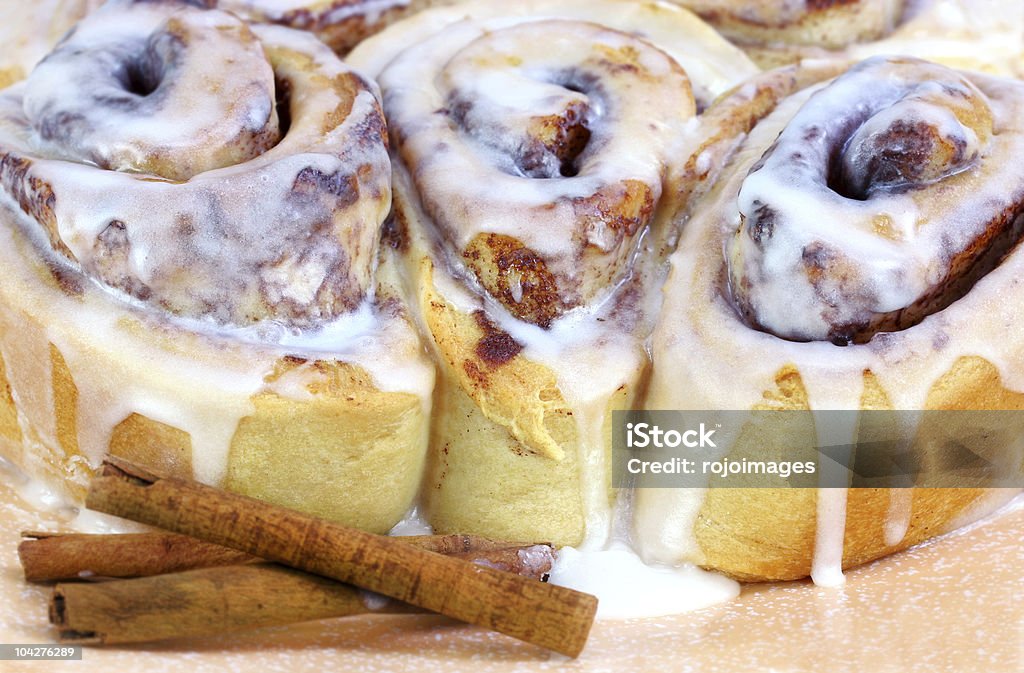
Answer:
[
  {"xmin": 637, "ymin": 55, "xmax": 1024, "ymax": 582},
  {"xmin": 349, "ymin": 0, "xmax": 759, "ymax": 547},
  {"xmin": 664, "ymin": 0, "xmax": 1024, "ymax": 76},
  {"xmin": 212, "ymin": 0, "xmax": 463, "ymax": 54},
  {"xmin": 669, "ymin": 0, "xmax": 905, "ymax": 52},
  {"xmin": 0, "ymin": 0, "xmax": 433, "ymax": 531}
]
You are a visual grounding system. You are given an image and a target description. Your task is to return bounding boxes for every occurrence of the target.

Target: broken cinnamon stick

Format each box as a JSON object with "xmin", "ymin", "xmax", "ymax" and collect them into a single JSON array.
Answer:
[
  {"xmin": 85, "ymin": 456, "xmax": 597, "ymax": 657},
  {"xmin": 20, "ymin": 531, "xmax": 551, "ymax": 582}
]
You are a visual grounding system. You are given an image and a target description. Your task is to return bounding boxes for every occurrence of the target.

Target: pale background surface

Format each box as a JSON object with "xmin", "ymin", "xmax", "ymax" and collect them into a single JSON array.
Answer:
[{"xmin": 1, "ymin": 480, "xmax": 1021, "ymax": 673}]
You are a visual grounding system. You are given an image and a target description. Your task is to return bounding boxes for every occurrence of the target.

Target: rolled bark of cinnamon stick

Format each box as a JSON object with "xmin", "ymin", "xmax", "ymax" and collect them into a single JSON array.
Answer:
[
  {"xmin": 51, "ymin": 563, "xmax": 417, "ymax": 645},
  {"xmin": 50, "ymin": 543, "xmax": 557, "ymax": 644},
  {"xmin": 19, "ymin": 532, "xmax": 259, "ymax": 582},
  {"xmin": 84, "ymin": 456, "xmax": 596, "ymax": 657},
  {"xmin": 40, "ymin": 532, "xmax": 556, "ymax": 644},
  {"xmin": 20, "ymin": 531, "xmax": 551, "ymax": 583}
]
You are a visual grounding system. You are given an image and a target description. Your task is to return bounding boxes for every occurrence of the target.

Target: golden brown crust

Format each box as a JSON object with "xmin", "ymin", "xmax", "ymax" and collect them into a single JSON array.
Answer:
[
  {"xmin": 639, "ymin": 56, "xmax": 1024, "ymax": 581},
  {"xmin": 0, "ymin": 6, "xmax": 431, "ymax": 530},
  {"xmin": 692, "ymin": 363, "xmax": 1014, "ymax": 581}
]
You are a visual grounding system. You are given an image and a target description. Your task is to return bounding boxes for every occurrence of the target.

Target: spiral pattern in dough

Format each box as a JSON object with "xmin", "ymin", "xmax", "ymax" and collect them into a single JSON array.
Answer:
[
  {"xmin": 0, "ymin": 0, "xmax": 391, "ymax": 328},
  {"xmin": 728, "ymin": 56, "xmax": 1024, "ymax": 344},
  {"xmin": 667, "ymin": 0, "xmax": 905, "ymax": 49},
  {"xmin": 639, "ymin": 56, "xmax": 1024, "ymax": 582},
  {"xmin": 214, "ymin": 0, "xmax": 460, "ymax": 54},
  {"xmin": 349, "ymin": 0, "xmax": 759, "ymax": 547}
]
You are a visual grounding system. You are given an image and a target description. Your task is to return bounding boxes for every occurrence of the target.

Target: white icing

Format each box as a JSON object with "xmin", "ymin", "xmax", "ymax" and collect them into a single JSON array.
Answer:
[
  {"xmin": 388, "ymin": 506, "xmax": 434, "ymax": 536},
  {"xmin": 884, "ymin": 489, "xmax": 914, "ymax": 547},
  {"xmin": 641, "ymin": 57, "xmax": 1024, "ymax": 587},
  {"xmin": 373, "ymin": 17, "xmax": 693, "ymax": 316},
  {"xmin": 23, "ymin": 4, "xmax": 280, "ymax": 180},
  {"xmin": 0, "ymin": 0, "xmax": 1018, "ymax": 617},
  {"xmin": 729, "ymin": 57, "xmax": 1024, "ymax": 342},
  {"xmin": 549, "ymin": 541, "xmax": 740, "ymax": 620},
  {"xmin": 349, "ymin": 0, "xmax": 759, "ymax": 111},
  {"xmin": 0, "ymin": 183, "xmax": 431, "ymax": 493},
  {"xmin": 1, "ymin": 12, "xmax": 392, "ymax": 328},
  {"xmin": 348, "ymin": 0, "xmax": 757, "ymax": 557}
]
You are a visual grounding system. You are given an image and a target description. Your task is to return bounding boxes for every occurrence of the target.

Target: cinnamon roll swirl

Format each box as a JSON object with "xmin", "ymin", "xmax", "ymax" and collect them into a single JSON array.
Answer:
[
  {"xmin": 670, "ymin": 0, "xmax": 905, "ymax": 51},
  {"xmin": 665, "ymin": 0, "xmax": 1024, "ymax": 76},
  {"xmin": 349, "ymin": 0, "xmax": 759, "ymax": 547},
  {"xmin": 638, "ymin": 55, "xmax": 1024, "ymax": 582},
  {"xmin": 212, "ymin": 0, "xmax": 462, "ymax": 54},
  {"xmin": 0, "ymin": 0, "xmax": 433, "ymax": 530}
]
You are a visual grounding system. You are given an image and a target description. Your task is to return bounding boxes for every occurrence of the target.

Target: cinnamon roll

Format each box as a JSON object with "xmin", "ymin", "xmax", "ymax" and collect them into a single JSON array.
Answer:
[
  {"xmin": 664, "ymin": 0, "xmax": 1024, "ymax": 76},
  {"xmin": 212, "ymin": 0, "xmax": 463, "ymax": 54},
  {"xmin": 0, "ymin": 0, "xmax": 433, "ymax": 531},
  {"xmin": 348, "ymin": 0, "xmax": 759, "ymax": 547},
  {"xmin": 669, "ymin": 0, "xmax": 905, "ymax": 52},
  {"xmin": 637, "ymin": 55, "xmax": 1024, "ymax": 582}
]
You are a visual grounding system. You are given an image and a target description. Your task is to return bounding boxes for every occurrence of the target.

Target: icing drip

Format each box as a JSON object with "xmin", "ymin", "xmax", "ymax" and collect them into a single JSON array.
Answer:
[
  {"xmin": 350, "ymin": 0, "xmax": 758, "ymax": 551},
  {"xmin": 884, "ymin": 489, "xmax": 914, "ymax": 547},
  {"xmin": 0, "ymin": 7, "xmax": 432, "ymax": 500},
  {"xmin": 640, "ymin": 58, "xmax": 1024, "ymax": 585},
  {"xmin": 0, "ymin": 190, "xmax": 432, "ymax": 491}
]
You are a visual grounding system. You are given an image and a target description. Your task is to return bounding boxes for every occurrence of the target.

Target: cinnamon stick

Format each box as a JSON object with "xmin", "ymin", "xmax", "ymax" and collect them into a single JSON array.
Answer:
[
  {"xmin": 20, "ymin": 531, "xmax": 551, "ymax": 582},
  {"xmin": 50, "ymin": 551, "xmax": 547, "ymax": 645},
  {"xmin": 39, "ymin": 532, "xmax": 556, "ymax": 644},
  {"xmin": 51, "ymin": 563, "xmax": 415, "ymax": 644},
  {"xmin": 85, "ymin": 456, "xmax": 597, "ymax": 657},
  {"xmin": 19, "ymin": 532, "xmax": 258, "ymax": 582}
]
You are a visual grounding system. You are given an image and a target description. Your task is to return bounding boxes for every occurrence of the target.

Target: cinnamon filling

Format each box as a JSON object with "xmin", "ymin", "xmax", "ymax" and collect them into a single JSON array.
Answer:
[{"xmin": 728, "ymin": 56, "xmax": 1024, "ymax": 345}]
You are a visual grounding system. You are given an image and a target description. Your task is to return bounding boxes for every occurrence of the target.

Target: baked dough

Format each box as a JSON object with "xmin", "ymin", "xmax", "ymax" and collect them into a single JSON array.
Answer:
[
  {"xmin": 349, "ymin": 0, "xmax": 759, "ymax": 547},
  {"xmin": 637, "ymin": 58, "xmax": 1024, "ymax": 582},
  {"xmin": 0, "ymin": 1, "xmax": 433, "ymax": 531}
]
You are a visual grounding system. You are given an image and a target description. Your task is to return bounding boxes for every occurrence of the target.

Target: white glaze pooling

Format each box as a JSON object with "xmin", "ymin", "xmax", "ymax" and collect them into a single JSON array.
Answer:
[
  {"xmin": 549, "ymin": 541, "xmax": 740, "ymax": 619},
  {"xmin": 641, "ymin": 60, "xmax": 1024, "ymax": 580},
  {"xmin": 0, "ymin": 11, "xmax": 392, "ymax": 328},
  {"xmin": 729, "ymin": 57, "xmax": 1024, "ymax": 342}
]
